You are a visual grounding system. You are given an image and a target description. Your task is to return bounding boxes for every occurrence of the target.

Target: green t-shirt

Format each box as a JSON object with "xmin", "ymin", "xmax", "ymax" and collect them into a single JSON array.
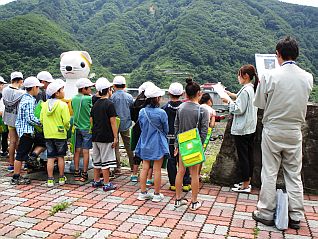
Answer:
[{"xmin": 71, "ymin": 94, "xmax": 92, "ymax": 130}]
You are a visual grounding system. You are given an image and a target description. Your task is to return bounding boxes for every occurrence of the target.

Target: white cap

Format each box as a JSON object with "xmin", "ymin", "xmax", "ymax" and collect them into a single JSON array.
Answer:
[
  {"xmin": 55, "ymin": 79, "xmax": 65, "ymax": 85},
  {"xmin": 46, "ymin": 80, "xmax": 65, "ymax": 97},
  {"xmin": 0, "ymin": 76, "xmax": 6, "ymax": 84},
  {"xmin": 168, "ymin": 82, "xmax": 183, "ymax": 96},
  {"xmin": 138, "ymin": 81, "xmax": 155, "ymax": 94},
  {"xmin": 75, "ymin": 78, "xmax": 94, "ymax": 89},
  {"xmin": 23, "ymin": 77, "xmax": 44, "ymax": 88},
  {"xmin": 37, "ymin": 71, "xmax": 54, "ymax": 83},
  {"xmin": 145, "ymin": 85, "xmax": 165, "ymax": 98},
  {"xmin": 96, "ymin": 77, "xmax": 112, "ymax": 92},
  {"xmin": 113, "ymin": 75, "xmax": 126, "ymax": 85},
  {"xmin": 11, "ymin": 71, "xmax": 23, "ymax": 81}
]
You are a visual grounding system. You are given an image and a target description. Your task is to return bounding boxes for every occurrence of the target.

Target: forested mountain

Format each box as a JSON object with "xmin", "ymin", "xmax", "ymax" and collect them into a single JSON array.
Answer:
[{"xmin": 0, "ymin": 0, "xmax": 317, "ymax": 99}]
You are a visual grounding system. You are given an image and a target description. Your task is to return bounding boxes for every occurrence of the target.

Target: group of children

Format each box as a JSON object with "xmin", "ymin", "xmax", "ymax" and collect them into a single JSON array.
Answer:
[{"xmin": 0, "ymin": 66, "xmax": 257, "ymax": 211}]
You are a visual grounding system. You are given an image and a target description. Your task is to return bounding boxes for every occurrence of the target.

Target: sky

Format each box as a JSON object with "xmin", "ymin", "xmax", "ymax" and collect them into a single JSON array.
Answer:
[
  {"xmin": 279, "ymin": 0, "xmax": 318, "ymax": 7},
  {"xmin": 0, "ymin": 0, "xmax": 16, "ymax": 5},
  {"xmin": 1, "ymin": 0, "xmax": 318, "ymax": 7}
]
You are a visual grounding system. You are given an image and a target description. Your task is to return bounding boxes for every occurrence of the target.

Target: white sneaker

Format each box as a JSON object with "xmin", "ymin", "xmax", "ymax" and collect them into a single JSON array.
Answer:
[
  {"xmin": 137, "ymin": 192, "xmax": 153, "ymax": 201},
  {"xmin": 233, "ymin": 182, "xmax": 243, "ymax": 188},
  {"xmin": 190, "ymin": 201, "xmax": 201, "ymax": 211},
  {"xmin": 231, "ymin": 185, "xmax": 251, "ymax": 193},
  {"xmin": 152, "ymin": 193, "xmax": 164, "ymax": 202}
]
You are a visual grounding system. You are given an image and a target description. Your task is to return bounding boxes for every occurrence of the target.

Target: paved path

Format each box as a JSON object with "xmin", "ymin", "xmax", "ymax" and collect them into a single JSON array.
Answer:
[{"xmin": 0, "ymin": 166, "xmax": 317, "ymax": 238}]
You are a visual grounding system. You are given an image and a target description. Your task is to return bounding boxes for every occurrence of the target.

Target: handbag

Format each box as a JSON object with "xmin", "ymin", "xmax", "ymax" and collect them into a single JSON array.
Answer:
[
  {"xmin": 203, "ymin": 127, "xmax": 212, "ymax": 152},
  {"xmin": 275, "ymin": 189, "xmax": 289, "ymax": 230},
  {"xmin": 177, "ymin": 106, "xmax": 205, "ymax": 167},
  {"xmin": 34, "ymin": 100, "xmax": 43, "ymax": 133},
  {"xmin": 0, "ymin": 117, "xmax": 8, "ymax": 133},
  {"xmin": 130, "ymin": 122, "xmax": 140, "ymax": 151}
]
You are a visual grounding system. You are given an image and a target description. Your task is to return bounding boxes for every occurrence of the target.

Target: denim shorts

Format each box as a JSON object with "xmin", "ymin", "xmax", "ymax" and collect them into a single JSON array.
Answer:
[
  {"xmin": 46, "ymin": 139, "xmax": 67, "ymax": 158},
  {"xmin": 75, "ymin": 129, "xmax": 92, "ymax": 149}
]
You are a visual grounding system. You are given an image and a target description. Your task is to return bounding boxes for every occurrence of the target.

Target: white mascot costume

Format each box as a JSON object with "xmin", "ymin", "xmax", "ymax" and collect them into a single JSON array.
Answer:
[
  {"xmin": 60, "ymin": 51, "xmax": 92, "ymax": 99},
  {"xmin": 60, "ymin": 51, "xmax": 93, "ymax": 173}
]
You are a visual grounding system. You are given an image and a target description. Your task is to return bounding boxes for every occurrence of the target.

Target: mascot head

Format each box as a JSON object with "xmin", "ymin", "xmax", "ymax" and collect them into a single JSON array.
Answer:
[
  {"xmin": 60, "ymin": 51, "xmax": 92, "ymax": 99},
  {"xmin": 60, "ymin": 51, "xmax": 92, "ymax": 79}
]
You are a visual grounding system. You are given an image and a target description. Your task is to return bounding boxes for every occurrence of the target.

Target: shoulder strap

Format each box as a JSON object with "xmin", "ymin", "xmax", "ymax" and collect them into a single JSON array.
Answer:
[
  {"xmin": 196, "ymin": 105, "xmax": 201, "ymax": 128},
  {"xmin": 143, "ymin": 108, "xmax": 165, "ymax": 136}
]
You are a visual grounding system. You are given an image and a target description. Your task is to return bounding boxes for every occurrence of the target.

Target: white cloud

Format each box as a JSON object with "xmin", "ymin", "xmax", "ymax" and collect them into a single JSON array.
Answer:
[
  {"xmin": 279, "ymin": 0, "xmax": 318, "ymax": 7},
  {"xmin": 0, "ymin": 0, "xmax": 16, "ymax": 5}
]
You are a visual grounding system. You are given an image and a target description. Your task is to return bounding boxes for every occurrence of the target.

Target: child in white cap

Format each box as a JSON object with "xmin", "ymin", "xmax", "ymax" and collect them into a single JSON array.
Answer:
[
  {"xmin": 0, "ymin": 76, "xmax": 9, "ymax": 158},
  {"xmin": 90, "ymin": 78, "xmax": 118, "ymax": 191},
  {"xmin": 136, "ymin": 85, "xmax": 169, "ymax": 202},
  {"xmin": 2, "ymin": 72, "xmax": 24, "ymax": 172},
  {"xmin": 110, "ymin": 75, "xmax": 134, "ymax": 174},
  {"xmin": 71, "ymin": 78, "xmax": 94, "ymax": 182},
  {"xmin": 162, "ymin": 82, "xmax": 192, "ymax": 192},
  {"xmin": 11, "ymin": 77, "xmax": 43, "ymax": 185},
  {"xmin": 130, "ymin": 81, "xmax": 155, "ymax": 183},
  {"xmin": 36, "ymin": 71, "xmax": 54, "ymax": 103},
  {"xmin": 40, "ymin": 81, "xmax": 70, "ymax": 187}
]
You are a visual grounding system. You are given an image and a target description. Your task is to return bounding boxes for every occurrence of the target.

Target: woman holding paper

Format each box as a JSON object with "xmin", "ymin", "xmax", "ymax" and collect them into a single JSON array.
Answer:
[{"xmin": 222, "ymin": 64, "xmax": 259, "ymax": 193}]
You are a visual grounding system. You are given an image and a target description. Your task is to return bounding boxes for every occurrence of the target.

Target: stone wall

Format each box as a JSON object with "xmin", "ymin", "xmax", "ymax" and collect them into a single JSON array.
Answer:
[{"xmin": 210, "ymin": 104, "xmax": 318, "ymax": 193}]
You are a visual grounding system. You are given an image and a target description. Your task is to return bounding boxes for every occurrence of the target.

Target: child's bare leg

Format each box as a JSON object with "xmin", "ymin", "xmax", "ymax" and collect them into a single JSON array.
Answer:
[
  {"xmin": 47, "ymin": 158, "xmax": 55, "ymax": 178},
  {"xmin": 153, "ymin": 158, "xmax": 163, "ymax": 194},
  {"xmin": 94, "ymin": 168, "xmax": 101, "ymax": 182},
  {"xmin": 140, "ymin": 160, "xmax": 150, "ymax": 192},
  {"xmin": 102, "ymin": 168, "xmax": 110, "ymax": 184},
  {"xmin": 57, "ymin": 157, "xmax": 65, "ymax": 177},
  {"xmin": 82, "ymin": 149, "xmax": 89, "ymax": 173}
]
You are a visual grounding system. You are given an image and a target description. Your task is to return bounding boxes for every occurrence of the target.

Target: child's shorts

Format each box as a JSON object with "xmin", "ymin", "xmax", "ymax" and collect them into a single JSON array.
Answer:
[
  {"xmin": 46, "ymin": 139, "xmax": 67, "ymax": 158},
  {"xmin": 75, "ymin": 129, "xmax": 92, "ymax": 149},
  {"xmin": 16, "ymin": 133, "xmax": 46, "ymax": 162},
  {"xmin": 92, "ymin": 142, "xmax": 117, "ymax": 169}
]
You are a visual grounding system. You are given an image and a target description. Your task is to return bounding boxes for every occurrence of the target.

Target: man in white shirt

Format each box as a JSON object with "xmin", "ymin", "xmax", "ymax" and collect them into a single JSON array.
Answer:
[{"xmin": 252, "ymin": 36, "xmax": 313, "ymax": 230}]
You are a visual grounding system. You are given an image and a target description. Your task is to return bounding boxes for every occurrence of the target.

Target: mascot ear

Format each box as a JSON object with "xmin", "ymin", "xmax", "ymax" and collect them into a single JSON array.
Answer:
[
  {"xmin": 60, "ymin": 52, "xmax": 67, "ymax": 59},
  {"xmin": 81, "ymin": 51, "xmax": 92, "ymax": 64}
]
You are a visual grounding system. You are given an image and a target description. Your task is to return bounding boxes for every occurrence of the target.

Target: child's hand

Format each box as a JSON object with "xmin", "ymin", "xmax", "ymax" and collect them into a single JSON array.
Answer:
[
  {"xmin": 173, "ymin": 148, "xmax": 179, "ymax": 157},
  {"xmin": 112, "ymin": 138, "xmax": 118, "ymax": 148}
]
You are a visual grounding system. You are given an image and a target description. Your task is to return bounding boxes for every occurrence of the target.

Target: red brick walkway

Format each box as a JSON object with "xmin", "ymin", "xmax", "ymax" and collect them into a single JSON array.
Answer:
[{"xmin": 0, "ymin": 168, "xmax": 317, "ymax": 239}]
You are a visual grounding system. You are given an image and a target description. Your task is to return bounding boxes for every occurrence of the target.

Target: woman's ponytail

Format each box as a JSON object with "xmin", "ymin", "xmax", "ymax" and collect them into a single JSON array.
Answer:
[
  {"xmin": 253, "ymin": 73, "xmax": 259, "ymax": 92},
  {"xmin": 239, "ymin": 64, "xmax": 259, "ymax": 92}
]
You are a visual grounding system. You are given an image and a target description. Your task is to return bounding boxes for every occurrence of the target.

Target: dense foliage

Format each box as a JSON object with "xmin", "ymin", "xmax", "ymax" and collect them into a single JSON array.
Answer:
[{"xmin": 0, "ymin": 0, "xmax": 317, "ymax": 100}]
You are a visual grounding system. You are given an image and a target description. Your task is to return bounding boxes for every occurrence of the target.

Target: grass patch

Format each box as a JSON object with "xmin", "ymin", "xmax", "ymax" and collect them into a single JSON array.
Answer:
[
  {"xmin": 253, "ymin": 227, "xmax": 260, "ymax": 239},
  {"xmin": 50, "ymin": 201, "xmax": 71, "ymax": 216},
  {"xmin": 201, "ymin": 139, "xmax": 222, "ymax": 177}
]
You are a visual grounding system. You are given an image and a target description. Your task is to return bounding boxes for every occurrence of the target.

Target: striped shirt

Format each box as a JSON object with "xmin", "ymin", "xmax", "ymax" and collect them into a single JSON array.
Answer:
[{"xmin": 15, "ymin": 93, "xmax": 41, "ymax": 138}]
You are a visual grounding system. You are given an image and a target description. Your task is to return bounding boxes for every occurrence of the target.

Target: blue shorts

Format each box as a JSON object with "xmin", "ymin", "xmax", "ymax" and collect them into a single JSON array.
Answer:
[
  {"xmin": 75, "ymin": 129, "xmax": 92, "ymax": 149},
  {"xmin": 46, "ymin": 139, "xmax": 67, "ymax": 158}
]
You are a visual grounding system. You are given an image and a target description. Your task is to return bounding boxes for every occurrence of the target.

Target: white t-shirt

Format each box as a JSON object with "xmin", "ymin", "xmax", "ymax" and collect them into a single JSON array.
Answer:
[
  {"xmin": 0, "ymin": 98, "xmax": 4, "ymax": 114},
  {"xmin": 201, "ymin": 104, "xmax": 216, "ymax": 120}
]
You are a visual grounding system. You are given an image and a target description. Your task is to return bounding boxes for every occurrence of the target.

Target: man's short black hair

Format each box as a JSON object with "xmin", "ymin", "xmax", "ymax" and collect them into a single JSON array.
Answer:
[
  {"xmin": 51, "ymin": 88, "xmax": 62, "ymax": 99},
  {"xmin": 99, "ymin": 88, "xmax": 110, "ymax": 96},
  {"xmin": 25, "ymin": 87, "xmax": 33, "ymax": 92},
  {"xmin": 78, "ymin": 87, "xmax": 90, "ymax": 93},
  {"xmin": 114, "ymin": 84, "xmax": 125, "ymax": 89},
  {"xmin": 276, "ymin": 36, "xmax": 299, "ymax": 61},
  {"xmin": 11, "ymin": 77, "xmax": 23, "ymax": 83}
]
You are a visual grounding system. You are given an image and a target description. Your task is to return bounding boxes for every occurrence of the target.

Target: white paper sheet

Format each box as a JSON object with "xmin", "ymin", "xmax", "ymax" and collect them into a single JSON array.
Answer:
[{"xmin": 213, "ymin": 82, "xmax": 232, "ymax": 103}]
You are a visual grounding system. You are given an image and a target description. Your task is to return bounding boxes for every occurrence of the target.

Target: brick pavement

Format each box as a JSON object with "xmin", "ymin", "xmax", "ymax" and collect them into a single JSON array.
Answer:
[{"xmin": 0, "ymin": 166, "xmax": 317, "ymax": 238}]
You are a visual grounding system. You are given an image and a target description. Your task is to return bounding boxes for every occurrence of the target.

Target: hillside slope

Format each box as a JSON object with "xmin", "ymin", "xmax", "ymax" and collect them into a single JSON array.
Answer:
[{"xmin": 0, "ymin": 0, "xmax": 317, "ymax": 97}]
